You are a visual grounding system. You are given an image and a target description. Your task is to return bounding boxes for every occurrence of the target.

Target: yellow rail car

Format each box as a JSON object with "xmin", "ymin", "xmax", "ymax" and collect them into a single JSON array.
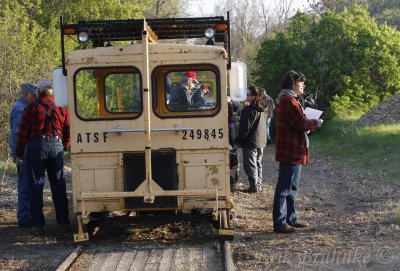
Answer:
[{"xmin": 54, "ymin": 15, "xmax": 246, "ymax": 242}]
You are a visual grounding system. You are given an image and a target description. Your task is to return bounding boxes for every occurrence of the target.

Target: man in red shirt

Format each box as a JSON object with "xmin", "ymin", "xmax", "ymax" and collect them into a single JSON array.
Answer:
[
  {"xmin": 16, "ymin": 78, "xmax": 70, "ymax": 233},
  {"xmin": 273, "ymin": 71, "xmax": 323, "ymax": 233}
]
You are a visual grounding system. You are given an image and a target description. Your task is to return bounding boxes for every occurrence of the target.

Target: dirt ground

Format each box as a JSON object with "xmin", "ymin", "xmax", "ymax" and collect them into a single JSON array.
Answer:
[
  {"xmin": 0, "ymin": 147, "xmax": 399, "ymax": 270},
  {"xmin": 232, "ymin": 144, "xmax": 400, "ymax": 270}
]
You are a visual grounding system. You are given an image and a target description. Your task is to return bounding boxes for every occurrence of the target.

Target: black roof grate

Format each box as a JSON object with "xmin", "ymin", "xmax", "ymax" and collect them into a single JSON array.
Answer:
[{"xmin": 60, "ymin": 15, "xmax": 231, "ymax": 75}]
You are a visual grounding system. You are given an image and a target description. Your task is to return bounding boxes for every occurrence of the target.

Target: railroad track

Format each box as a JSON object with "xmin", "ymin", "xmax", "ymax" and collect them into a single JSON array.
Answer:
[{"xmin": 57, "ymin": 240, "xmax": 234, "ymax": 271}]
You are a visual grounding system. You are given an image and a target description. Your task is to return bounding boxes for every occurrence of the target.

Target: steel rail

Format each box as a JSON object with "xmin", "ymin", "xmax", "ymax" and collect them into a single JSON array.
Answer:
[
  {"xmin": 56, "ymin": 245, "xmax": 84, "ymax": 271},
  {"xmin": 221, "ymin": 240, "xmax": 235, "ymax": 271}
]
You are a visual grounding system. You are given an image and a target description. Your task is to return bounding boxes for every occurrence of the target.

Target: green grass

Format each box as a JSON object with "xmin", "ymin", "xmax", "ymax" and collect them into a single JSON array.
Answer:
[{"xmin": 311, "ymin": 113, "xmax": 400, "ymax": 183}]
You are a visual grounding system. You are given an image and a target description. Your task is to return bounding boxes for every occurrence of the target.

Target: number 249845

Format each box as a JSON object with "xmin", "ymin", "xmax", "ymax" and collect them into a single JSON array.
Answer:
[{"xmin": 182, "ymin": 129, "xmax": 223, "ymax": 141}]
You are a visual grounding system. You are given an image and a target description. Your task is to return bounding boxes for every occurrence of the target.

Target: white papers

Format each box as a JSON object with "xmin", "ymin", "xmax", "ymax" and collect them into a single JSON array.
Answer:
[{"xmin": 304, "ymin": 107, "xmax": 323, "ymax": 119}]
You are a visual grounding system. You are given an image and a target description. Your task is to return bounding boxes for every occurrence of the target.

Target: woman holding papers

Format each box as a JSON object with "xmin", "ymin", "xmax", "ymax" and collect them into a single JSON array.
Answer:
[{"xmin": 273, "ymin": 70, "xmax": 323, "ymax": 234}]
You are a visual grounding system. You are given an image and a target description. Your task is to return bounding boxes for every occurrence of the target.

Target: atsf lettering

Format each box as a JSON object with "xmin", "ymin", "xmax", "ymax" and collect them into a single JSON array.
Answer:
[{"xmin": 76, "ymin": 132, "xmax": 108, "ymax": 144}]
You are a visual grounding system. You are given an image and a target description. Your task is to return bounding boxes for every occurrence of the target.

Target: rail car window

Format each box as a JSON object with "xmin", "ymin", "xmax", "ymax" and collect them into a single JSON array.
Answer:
[
  {"xmin": 105, "ymin": 73, "xmax": 141, "ymax": 113},
  {"xmin": 152, "ymin": 65, "xmax": 220, "ymax": 118},
  {"xmin": 74, "ymin": 67, "xmax": 142, "ymax": 120}
]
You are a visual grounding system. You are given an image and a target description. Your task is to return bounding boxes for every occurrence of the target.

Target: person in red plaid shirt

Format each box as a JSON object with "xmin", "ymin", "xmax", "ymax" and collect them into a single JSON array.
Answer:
[
  {"xmin": 16, "ymin": 78, "xmax": 70, "ymax": 233},
  {"xmin": 273, "ymin": 71, "xmax": 323, "ymax": 234}
]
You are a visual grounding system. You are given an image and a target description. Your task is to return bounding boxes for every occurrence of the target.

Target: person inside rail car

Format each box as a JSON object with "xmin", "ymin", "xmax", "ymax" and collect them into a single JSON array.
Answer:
[
  {"xmin": 191, "ymin": 84, "xmax": 210, "ymax": 107},
  {"xmin": 169, "ymin": 71, "xmax": 198, "ymax": 110}
]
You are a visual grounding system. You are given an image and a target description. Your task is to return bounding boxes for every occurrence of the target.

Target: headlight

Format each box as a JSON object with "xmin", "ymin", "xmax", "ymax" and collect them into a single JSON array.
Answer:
[
  {"xmin": 205, "ymin": 27, "xmax": 215, "ymax": 39},
  {"xmin": 78, "ymin": 32, "xmax": 89, "ymax": 43}
]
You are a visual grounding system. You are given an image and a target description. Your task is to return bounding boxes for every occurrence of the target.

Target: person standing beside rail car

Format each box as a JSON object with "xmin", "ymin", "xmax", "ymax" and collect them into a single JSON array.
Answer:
[
  {"xmin": 227, "ymin": 96, "xmax": 239, "ymax": 146},
  {"xmin": 261, "ymin": 88, "xmax": 275, "ymax": 145},
  {"xmin": 234, "ymin": 86, "xmax": 267, "ymax": 193},
  {"xmin": 16, "ymin": 78, "xmax": 71, "ymax": 233},
  {"xmin": 10, "ymin": 83, "xmax": 38, "ymax": 227},
  {"xmin": 273, "ymin": 70, "xmax": 323, "ymax": 233}
]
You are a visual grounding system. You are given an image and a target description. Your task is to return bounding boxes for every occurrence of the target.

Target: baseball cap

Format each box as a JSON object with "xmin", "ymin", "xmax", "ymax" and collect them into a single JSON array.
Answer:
[
  {"xmin": 184, "ymin": 71, "xmax": 199, "ymax": 83},
  {"xmin": 21, "ymin": 83, "xmax": 38, "ymax": 96},
  {"xmin": 37, "ymin": 78, "xmax": 53, "ymax": 90}
]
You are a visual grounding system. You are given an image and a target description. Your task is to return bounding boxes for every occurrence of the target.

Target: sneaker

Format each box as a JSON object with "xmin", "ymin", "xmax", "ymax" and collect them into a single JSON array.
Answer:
[{"xmin": 274, "ymin": 224, "xmax": 296, "ymax": 233}]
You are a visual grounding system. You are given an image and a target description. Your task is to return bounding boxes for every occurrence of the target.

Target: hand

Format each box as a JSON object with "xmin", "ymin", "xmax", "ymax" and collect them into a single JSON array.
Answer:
[
  {"xmin": 16, "ymin": 157, "xmax": 24, "ymax": 165},
  {"xmin": 317, "ymin": 119, "xmax": 323, "ymax": 127}
]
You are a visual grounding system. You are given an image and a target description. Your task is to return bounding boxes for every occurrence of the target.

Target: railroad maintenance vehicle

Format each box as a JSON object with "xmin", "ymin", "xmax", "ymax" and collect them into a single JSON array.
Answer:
[{"xmin": 53, "ymin": 14, "xmax": 247, "ymax": 242}]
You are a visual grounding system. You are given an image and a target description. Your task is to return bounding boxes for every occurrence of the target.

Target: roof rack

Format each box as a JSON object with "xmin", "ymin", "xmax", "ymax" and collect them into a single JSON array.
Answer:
[{"xmin": 60, "ymin": 14, "xmax": 231, "ymax": 75}]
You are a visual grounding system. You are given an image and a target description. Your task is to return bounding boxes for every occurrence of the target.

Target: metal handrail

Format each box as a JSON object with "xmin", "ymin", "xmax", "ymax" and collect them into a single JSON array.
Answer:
[{"xmin": 103, "ymin": 126, "xmax": 194, "ymax": 134}]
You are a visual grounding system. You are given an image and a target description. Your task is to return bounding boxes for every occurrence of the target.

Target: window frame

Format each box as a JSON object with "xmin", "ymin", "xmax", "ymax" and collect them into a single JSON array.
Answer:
[
  {"xmin": 151, "ymin": 64, "xmax": 222, "ymax": 119},
  {"xmin": 73, "ymin": 66, "xmax": 143, "ymax": 121}
]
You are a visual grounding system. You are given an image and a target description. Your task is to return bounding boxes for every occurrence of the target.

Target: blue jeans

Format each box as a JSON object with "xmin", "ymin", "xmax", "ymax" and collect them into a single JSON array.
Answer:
[
  {"xmin": 17, "ymin": 157, "xmax": 31, "ymax": 225},
  {"xmin": 26, "ymin": 137, "xmax": 69, "ymax": 227},
  {"xmin": 242, "ymin": 148, "xmax": 263, "ymax": 192},
  {"xmin": 273, "ymin": 163, "xmax": 302, "ymax": 227}
]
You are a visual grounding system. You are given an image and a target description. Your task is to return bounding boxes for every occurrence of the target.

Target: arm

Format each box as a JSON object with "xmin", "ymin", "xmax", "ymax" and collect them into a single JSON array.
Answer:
[
  {"xmin": 10, "ymin": 104, "xmax": 23, "ymax": 159},
  {"xmin": 62, "ymin": 108, "xmax": 71, "ymax": 149},
  {"xmin": 280, "ymin": 97, "xmax": 319, "ymax": 131},
  {"xmin": 16, "ymin": 106, "xmax": 32, "ymax": 159}
]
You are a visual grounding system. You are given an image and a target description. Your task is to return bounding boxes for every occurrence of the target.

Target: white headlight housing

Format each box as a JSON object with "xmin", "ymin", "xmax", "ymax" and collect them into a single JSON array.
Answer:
[
  {"xmin": 78, "ymin": 32, "xmax": 89, "ymax": 43},
  {"xmin": 205, "ymin": 27, "xmax": 215, "ymax": 39}
]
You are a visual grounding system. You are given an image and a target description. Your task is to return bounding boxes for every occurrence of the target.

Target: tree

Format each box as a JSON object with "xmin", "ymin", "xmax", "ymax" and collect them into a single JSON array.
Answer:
[
  {"xmin": 214, "ymin": 0, "xmax": 296, "ymax": 83},
  {"xmin": 0, "ymin": 0, "xmax": 188, "ymax": 158},
  {"xmin": 254, "ymin": 5, "xmax": 400, "ymax": 115},
  {"xmin": 308, "ymin": 0, "xmax": 400, "ymax": 28}
]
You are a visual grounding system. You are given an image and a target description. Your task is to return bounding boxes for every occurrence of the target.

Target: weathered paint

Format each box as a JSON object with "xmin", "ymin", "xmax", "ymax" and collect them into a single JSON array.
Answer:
[{"xmin": 68, "ymin": 42, "xmax": 231, "ymax": 218}]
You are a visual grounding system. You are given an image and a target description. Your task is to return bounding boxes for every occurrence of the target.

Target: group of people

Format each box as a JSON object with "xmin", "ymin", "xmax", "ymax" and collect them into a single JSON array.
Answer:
[
  {"xmin": 168, "ymin": 71, "xmax": 210, "ymax": 110},
  {"xmin": 10, "ymin": 78, "xmax": 70, "ymax": 233},
  {"xmin": 231, "ymin": 70, "xmax": 323, "ymax": 233},
  {"xmin": 9, "ymin": 70, "xmax": 322, "ymax": 235}
]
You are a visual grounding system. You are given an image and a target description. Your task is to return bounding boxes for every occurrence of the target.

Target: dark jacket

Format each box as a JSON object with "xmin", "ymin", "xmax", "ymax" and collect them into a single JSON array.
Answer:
[
  {"xmin": 235, "ymin": 104, "xmax": 267, "ymax": 148},
  {"xmin": 228, "ymin": 101, "xmax": 238, "ymax": 125},
  {"xmin": 191, "ymin": 88, "xmax": 207, "ymax": 106},
  {"xmin": 169, "ymin": 83, "xmax": 192, "ymax": 110},
  {"xmin": 275, "ymin": 95, "xmax": 318, "ymax": 165}
]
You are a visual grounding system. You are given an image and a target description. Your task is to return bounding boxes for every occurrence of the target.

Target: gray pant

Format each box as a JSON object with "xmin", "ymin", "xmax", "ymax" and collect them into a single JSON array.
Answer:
[{"xmin": 242, "ymin": 148, "xmax": 264, "ymax": 192}]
